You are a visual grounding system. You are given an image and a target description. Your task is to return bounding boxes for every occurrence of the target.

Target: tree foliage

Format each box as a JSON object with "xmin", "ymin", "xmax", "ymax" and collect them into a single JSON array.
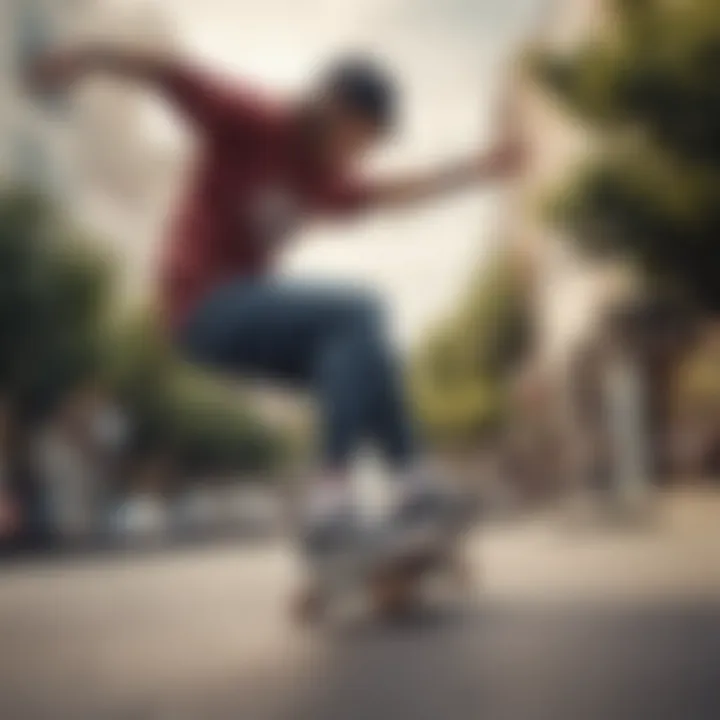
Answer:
[
  {"xmin": 0, "ymin": 189, "xmax": 111, "ymax": 415},
  {"xmin": 413, "ymin": 250, "xmax": 531, "ymax": 447},
  {"xmin": 0, "ymin": 187, "xmax": 286, "ymax": 479},
  {"xmin": 535, "ymin": 0, "xmax": 720, "ymax": 310},
  {"xmin": 109, "ymin": 313, "xmax": 286, "ymax": 478}
]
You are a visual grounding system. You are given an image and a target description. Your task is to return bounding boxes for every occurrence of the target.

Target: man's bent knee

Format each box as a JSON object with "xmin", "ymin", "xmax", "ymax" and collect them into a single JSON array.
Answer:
[{"xmin": 337, "ymin": 291, "xmax": 385, "ymax": 338}]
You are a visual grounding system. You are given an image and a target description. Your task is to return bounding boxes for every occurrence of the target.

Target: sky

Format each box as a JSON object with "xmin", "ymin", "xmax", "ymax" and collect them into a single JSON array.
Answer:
[{"xmin": 115, "ymin": 0, "xmax": 546, "ymax": 346}]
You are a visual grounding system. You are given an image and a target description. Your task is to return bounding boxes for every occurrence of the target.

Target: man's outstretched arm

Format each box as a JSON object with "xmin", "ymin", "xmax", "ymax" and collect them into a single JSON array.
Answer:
[
  {"xmin": 27, "ymin": 45, "xmax": 251, "ymax": 132},
  {"xmin": 364, "ymin": 140, "xmax": 524, "ymax": 211},
  {"xmin": 29, "ymin": 45, "xmax": 169, "ymax": 89},
  {"xmin": 363, "ymin": 81, "xmax": 527, "ymax": 211}
]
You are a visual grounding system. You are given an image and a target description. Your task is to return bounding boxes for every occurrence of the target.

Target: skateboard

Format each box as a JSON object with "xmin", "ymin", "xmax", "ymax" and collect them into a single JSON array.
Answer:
[{"xmin": 292, "ymin": 525, "xmax": 476, "ymax": 624}]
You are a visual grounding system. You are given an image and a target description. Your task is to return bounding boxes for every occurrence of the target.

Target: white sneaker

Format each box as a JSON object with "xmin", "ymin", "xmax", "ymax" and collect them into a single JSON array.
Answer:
[
  {"xmin": 389, "ymin": 468, "xmax": 471, "ymax": 550},
  {"xmin": 301, "ymin": 482, "xmax": 364, "ymax": 558}
]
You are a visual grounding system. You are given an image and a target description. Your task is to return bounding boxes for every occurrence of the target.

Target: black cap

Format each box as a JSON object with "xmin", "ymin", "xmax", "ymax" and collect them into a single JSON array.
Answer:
[{"xmin": 322, "ymin": 56, "xmax": 398, "ymax": 133}]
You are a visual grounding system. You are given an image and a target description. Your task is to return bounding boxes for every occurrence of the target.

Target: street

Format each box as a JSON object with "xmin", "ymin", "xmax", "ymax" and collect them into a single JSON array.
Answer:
[{"xmin": 1, "ymin": 495, "xmax": 719, "ymax": 720}]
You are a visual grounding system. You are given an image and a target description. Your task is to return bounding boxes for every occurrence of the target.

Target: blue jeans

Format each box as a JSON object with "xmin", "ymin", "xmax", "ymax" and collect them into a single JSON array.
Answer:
[{"xmin": 179, "ymin": 280, "xmax": 415, "ymax": 470}]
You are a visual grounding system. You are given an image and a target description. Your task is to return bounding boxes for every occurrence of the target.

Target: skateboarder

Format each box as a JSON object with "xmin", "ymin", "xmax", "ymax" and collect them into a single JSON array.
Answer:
[{"xmin": 30, "ymin": 46, "xmax": 525, "ymax": 560}]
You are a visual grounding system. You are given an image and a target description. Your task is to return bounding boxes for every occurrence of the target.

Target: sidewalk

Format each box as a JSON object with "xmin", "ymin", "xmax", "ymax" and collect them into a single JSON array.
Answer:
[
  {"xmin": 477, "ymin": 488, "xmax": 720, "ymax": 601},
  {"xmin": 657, "ymin": 486, "xmax": 720, "ymax": 534}
]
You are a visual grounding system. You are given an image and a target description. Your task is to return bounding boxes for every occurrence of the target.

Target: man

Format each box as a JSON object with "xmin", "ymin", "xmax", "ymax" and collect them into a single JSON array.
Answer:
[{"xmin": 30, "ymin": 46, "xmax": 525, "ymax": 558}]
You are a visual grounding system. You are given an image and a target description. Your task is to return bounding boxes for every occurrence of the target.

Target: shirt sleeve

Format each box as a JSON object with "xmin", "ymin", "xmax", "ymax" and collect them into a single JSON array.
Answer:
[
  {"xmin": 157, "ymin": 62, "xmax": 267, "ymax": 136},
  {"xmin": 317, "ymin": 176, "xmax": 373, "ymax": 218}
]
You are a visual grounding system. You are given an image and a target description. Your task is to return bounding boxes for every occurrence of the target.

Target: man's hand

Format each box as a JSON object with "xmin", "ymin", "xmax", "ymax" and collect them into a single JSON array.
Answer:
[
  {"xmin": 24, "ymin": 48, "xmax": 92, "ymax": 96},
  {"xmin": 482, "ymin": 80, "xmax": 529, "ymax": 180},
  {"xmin": 481, "ymin": 133, "xmax": 527, "ymax": 180}
]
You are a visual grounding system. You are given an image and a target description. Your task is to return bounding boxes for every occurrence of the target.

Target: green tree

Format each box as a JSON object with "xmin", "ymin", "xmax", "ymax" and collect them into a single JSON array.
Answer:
[
  {"xmin": 0, "ymin": 187, "xmax": 287, "ymax": 483},
  {"xmin": 108, "ymin": 311, "xmax": 287, "ymax": 481},
  {"xmin": 0, "ymin": 188, "xmax": 112, "ymax": 415},
  {"xmin": 535, "ymin": 0, "xmax": 720, "ymax": 310},
  {"xmin": 413, "ymin": 250, "xmax": 531, "ymax": 447}
]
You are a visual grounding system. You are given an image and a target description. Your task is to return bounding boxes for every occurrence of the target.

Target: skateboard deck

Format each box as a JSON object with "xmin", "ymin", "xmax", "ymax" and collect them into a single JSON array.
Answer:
[{"xmin": 292, "ymin": 529, "xmax": 474, "ymax": 624}]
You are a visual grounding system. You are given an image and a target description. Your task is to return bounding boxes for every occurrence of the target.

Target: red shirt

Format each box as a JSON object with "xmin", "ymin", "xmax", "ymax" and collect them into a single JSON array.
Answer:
[{"xmin": 156, "ymin": 64, "xmax": 370, "ymax": 331}]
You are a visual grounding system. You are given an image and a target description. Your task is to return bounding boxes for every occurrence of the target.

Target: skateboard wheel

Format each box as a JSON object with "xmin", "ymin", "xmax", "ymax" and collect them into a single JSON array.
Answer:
[
  {"xmin": 291, "ymin": 587, "xmax": 325, "ymax": 625},
  {"xmin": 370, "ymin": 571, "xmax": 418, "ymax": 619}
]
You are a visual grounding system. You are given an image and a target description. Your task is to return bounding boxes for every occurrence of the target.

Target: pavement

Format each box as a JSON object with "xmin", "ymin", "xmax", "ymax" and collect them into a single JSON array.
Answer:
[{"xmin": 0, "ymin": 490, "xmax": 719, "ymax": 720}]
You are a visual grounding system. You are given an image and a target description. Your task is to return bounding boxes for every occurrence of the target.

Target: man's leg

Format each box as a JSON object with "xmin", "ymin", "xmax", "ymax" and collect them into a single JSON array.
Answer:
[
  {"xmin": 312, "ymin": 290, "xmax": 418, "ymax": 471},
  {"xmin": 362, "ymin": 338, "xmax": 416, "ymax": 469},
  {"xmin": 179, "ymin": 280, "xmax": 409, "ymax": 545},
  {"xmin": 181, "ymin": 279, "xmax": 459, "ymax": 551},
  {"xmin": 181, "ymin": 280, "xmax": 391, "ymax": 463},
  {"xmin": 350, "ymin": 307, "xmax": 470, "ymax": 539}
]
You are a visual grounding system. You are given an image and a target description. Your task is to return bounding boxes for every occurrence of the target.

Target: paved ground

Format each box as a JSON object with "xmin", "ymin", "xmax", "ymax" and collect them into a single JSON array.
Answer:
[{"xmin": 1, "ymin": 493, "xmax": 719, "ymax": 720}]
